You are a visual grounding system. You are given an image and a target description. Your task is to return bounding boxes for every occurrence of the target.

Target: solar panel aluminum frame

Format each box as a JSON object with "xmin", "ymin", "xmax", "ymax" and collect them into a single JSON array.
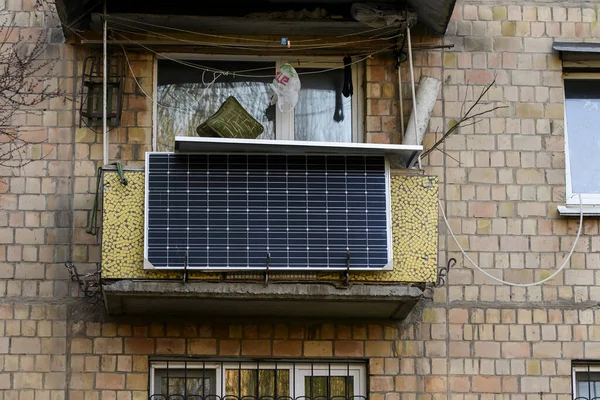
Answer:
[{"xmin": 143, "ymin": 152, "xmax": 393, "ymax": 271}]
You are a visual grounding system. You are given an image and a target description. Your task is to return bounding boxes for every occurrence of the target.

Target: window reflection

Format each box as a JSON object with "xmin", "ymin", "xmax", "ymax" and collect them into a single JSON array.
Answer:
[
  {"xmin": 225, "ymin": 369, "xmax": 290, "ymax": 398},
  {"xmin": 157, "ymin": 60, "xmax": 276, "ymax": 151},
  {"xmin": 294, "ymin": 68, "xmax": 352, "ymax": 143}
]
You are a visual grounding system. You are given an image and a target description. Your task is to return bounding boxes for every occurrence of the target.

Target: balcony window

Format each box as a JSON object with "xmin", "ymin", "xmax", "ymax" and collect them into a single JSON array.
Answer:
[{"xmin": 154, "ymin": 56, "xmax": 364, "ymax": 151}]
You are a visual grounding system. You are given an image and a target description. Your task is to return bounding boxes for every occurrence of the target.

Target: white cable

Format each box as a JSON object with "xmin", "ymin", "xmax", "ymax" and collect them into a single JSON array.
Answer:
[
  {"xmin": 113, "ymin": 30, "xmax": 397, "ymax": 78},
  {"xmin": 120, "ymin": 45, "xmax": 198, "ymax": 113},
  {"xmin": 438, "ymin": 194, "xmax": 584, "ymax": 287}
]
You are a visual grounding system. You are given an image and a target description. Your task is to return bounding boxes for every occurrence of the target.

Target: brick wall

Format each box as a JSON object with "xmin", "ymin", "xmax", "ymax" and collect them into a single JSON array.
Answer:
[{"xmin": 2, "ymin": 0, "xmax": 600, "ymax": 399}]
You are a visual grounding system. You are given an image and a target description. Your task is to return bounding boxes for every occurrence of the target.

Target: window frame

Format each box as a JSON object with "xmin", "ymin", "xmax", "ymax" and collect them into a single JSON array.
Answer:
[
  {"xmin": 149, "ymin": 360, "xmax": 367, "ymax": 398},
  {"xmin": 572, "ymin": 363, "xmax": 600, "ymax": 400},
  {"xmin": 152, "ymin": 53, "xmax": 365, "ymax": 149},
  {"xmin": 563, "ymin": 74, "xmax": 600, "ymax": 206}
]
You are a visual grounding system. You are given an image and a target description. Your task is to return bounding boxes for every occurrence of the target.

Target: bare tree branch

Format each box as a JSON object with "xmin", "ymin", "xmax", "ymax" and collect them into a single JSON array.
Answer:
[
  {"xmin": 421, "ymin": 77, "xmax": 507, "ymax": 158},
  {"xmin": 0, "ymin": 0, "xmax": 65, "ymax": 167}
]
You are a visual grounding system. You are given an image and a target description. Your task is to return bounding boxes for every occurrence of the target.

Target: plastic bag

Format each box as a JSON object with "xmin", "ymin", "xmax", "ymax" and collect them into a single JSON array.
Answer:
[
  {"xmin": 270, "ymin": 63, "xmax": 301, "ymax": 113},
  {"xmin": 351, "ymin": 3, "xmax": 404, "ymax": 28}
]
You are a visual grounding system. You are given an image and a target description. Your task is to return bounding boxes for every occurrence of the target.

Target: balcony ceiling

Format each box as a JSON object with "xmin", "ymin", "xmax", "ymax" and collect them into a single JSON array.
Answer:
[{"xmin": 56, "ymin": 0, "xmax": 457, "ymax": 40}]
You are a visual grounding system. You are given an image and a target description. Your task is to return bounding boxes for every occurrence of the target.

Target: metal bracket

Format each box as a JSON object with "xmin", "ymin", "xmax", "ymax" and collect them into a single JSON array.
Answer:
[
  {"xmin": 436, "ymin": 257, "xmax": 455, "ymax": 287},
  {"xmin": 64, "ymin": 262, "xmax": 102, "ymax": 303},
  {"xmin": 264, "ymin": 252, "xmax": 270, "ymax": 286},
  {"xmin": 342, "ymin": 251, "xmax": 351, "ymax": 287},
  {"xmin": 182, "ymin": 252, "xmax": 188, "ymax": 284},
  {"xmin": 421, "ymin": 258, "xmax": 456, "ymax": 300}
]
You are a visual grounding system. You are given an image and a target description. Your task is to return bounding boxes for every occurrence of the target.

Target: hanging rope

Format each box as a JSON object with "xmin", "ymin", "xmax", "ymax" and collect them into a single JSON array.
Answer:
[{"xmin": 86, "ymin": 162, "xmax": 128, "ymax": 236}]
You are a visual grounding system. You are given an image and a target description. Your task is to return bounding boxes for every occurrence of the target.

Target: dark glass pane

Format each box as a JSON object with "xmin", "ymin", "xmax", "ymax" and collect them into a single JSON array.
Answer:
[
  {"xmin": 226, "ymin": 369, "xmax": 289, "ymax": 397},
  {"xmin": 160, "ymin": 377, "xmax": 211, "ymax": 396},
  {"xmin": 304, "ymin": 376, "xmax": 354, "ymax": 399}
]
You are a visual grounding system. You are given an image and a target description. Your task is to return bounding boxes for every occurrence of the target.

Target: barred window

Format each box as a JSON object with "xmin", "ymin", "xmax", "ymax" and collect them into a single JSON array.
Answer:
[
  {"xmin": 573, "ymin": 363, "xmax": 600, "ymax": 400},
  {"xmin": 150, "ymin": 360, "xmax": 367, "ymax": 400}
]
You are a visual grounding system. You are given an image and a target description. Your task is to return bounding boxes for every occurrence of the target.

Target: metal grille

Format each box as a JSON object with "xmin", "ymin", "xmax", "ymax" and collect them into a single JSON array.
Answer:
[
  {"xmin": 574, "ymin": 363, "xmax": 600, "ymax": 400},
  {"xmin": 150, "ymin": 360, "xmax": 368, "ymax": 400}
]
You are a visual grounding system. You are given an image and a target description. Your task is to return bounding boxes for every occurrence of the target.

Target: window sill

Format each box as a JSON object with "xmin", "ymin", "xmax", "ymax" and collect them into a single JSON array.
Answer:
[
  {"xmin": 174, "ymin": 136, "xmax": 423, "ymax": 168},
  {"xmin": 557, "ymin": 205, "xmax": 600, "ymax": 216}
]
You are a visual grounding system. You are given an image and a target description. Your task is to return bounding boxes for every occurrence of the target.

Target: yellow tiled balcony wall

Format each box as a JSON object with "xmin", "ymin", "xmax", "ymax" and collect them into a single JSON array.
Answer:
[{"xmin": 101, "ymin": 170, "xmax": 438, "ymax": 283}]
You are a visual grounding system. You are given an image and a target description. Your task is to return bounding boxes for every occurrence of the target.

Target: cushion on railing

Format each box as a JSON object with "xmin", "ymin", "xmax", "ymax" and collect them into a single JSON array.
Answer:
[{"xmin": 196, "ymin": 96, "xmax": 264, "ymax": 139}]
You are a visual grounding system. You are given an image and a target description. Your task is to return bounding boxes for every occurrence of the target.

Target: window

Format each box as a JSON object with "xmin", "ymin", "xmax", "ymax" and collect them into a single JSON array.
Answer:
[
  {"xmin": 563, "ymin": 78, "xmax": 600, "ymax": 205},
  {"xmin": 149, "ymin": 360, "xmax": 367, "ymax": 400},
  {"xmin": 154, "ymin": 56, "xmax": 364, "ymax": 151},
  {"xmin": 573, "ymin": 363, "xmax": 600, "ymax": 400}
]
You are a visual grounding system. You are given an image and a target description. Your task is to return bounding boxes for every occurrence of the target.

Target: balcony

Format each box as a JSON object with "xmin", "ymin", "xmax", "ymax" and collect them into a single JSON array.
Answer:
[{"xmin": 100, "ymin": 138, "xmax": 439, "ymax": 320}]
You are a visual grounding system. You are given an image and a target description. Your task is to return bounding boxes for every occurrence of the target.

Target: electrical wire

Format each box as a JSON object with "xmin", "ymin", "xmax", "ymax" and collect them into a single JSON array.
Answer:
[
  {"xmin": 107, "ymin": 23, "xmax": 403, "ymax": 51},
  {"xmin": 120, "ymin": 45, "xmax": 199, "ymax": 113},
  {"xmin": 439, "ymin": 194, "xmax": 584, "ymax": 287},
  {"xmin": 112, "ymin": 30, "xmax": 396, "ymax": 78},
  {"xmin": 108, "ymin": 14, "xmax": 402, "ymax": 45}
]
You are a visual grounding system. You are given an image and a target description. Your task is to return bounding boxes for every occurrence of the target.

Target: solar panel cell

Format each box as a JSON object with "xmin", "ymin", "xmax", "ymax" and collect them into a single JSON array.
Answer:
[{"xmin": 145, "ymin": 153, "xmax": 390, "ymax": 270}]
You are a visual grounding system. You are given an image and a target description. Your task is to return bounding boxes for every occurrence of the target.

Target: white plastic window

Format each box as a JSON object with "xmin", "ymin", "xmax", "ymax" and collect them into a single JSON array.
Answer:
[
  {"xmin": 149, "ymin": 361, "xmax": 367, "ymax": 399},
  {"xmin": 564, "ymin": 78, "xmax": 600, "ymax": 205},
  {"xmin": 153, "ymin": 55, "xmax": 364, "ymax": 152},
  {"xmin": 573, "ymin": 364, "xmax": 600, "ymax": 400}
]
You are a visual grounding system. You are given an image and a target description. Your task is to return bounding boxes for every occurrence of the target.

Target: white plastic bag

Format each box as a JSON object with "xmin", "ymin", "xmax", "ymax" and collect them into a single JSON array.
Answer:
[{"xmin": 270, "ymin": 63, "xmax": 301, "ymax": 113}]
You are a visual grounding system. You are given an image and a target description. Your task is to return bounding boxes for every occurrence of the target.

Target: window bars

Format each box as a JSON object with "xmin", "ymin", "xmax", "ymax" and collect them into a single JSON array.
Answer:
[
  {"xmin": 149, "ymin": 360, "xmax": 368, "ymax": 400},
  {"xmin": 573, "ymin": 362, "xmax": 600, "ymax": 400}
]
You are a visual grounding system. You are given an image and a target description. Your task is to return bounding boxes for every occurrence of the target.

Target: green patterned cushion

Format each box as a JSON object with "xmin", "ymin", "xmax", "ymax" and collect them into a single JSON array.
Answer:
[{"xmin": 196, "ymin": 96, "xmax": 264, "ymax": 139}]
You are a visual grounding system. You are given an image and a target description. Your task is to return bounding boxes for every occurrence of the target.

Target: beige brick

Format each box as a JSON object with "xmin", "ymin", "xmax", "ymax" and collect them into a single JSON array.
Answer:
[
  {"xmin": 273, "ymin": 340, "xmax": 303, "ymax": 356},
  {"xmin": 126, "ymin": 373, "xmax": 147, "ymax": 390},
  {"xmin": 425, "ymin": 376, "xmax": 447, "ymax": 393},
  {"xmin": 18, "ymin": 195, "xmax": 46, "ymax": 210},
  {"xmin": 241, "ymin": 340, "xmax": 270, "ymax": 356},
  {"xmin": 124, "ymin": 338, "xmax": 154, "ymax": 354},
  {"xmin": 0, "ymin": 373, "xmax": 9, "ymax": 389},
  {"xmin": 533, "ymin": 342, "xmax": 561, "ymax": 358},
  {"xmin": 522, "ymin": 377, "xmax": 550, "ymax": 392},
  {"xmin": 93, "ymin": 338, "xmax": 123, "ymax": 354},
  {"xmin": 188, "ymin": 339, "xmax": 217, "ymax": 355},
  {"xmin": 96, "ymin": 373, "xmax": 125, "ymax": 390},
  {"xmin": 423, "ymin": 308, "xmax": 446, "ymax": 323},
  {"xmin": 474, "ymin": 341, "xmax": 500, "ymax": 357},
  {"xmin": 502, "ymin": 21, "xmax": 516, "ymax": 36},
  {"xmin": 44, "ymin": 372, "xmax": 66, "ymax": 389},
  {"xmin": 468, "ymin": 169, "xmax": 497, "ymax": 183},
  {"xmin": 11, "ymin": 338, "xmax": 41, "ymax": 354},
  {"xmin": 304, "ymin": 341, "xmax": 332, "ymax": 357},
  {"xmin": 155, "ymin": 338, "xmax": 185, "ymax": 355},
  {"xmin": 365, "ymin": 341, "xmax": 392, "ymax": 357},
  {"xmin": 331, "ymin": 340, "xmax": 363, "ymax": 357},
  {"xmin": 494, "ymin": 37, "xmax": 523, "ymax": 52},
  {"xmin": 501, "ymin": 342, "xmax": 530, "ymax": 358},
  {"xmin": 371, "ymin": 376, "xmax": 394, "ymax": 392},
  {"xmin": 531, "ymin": 237, "xmax": 559, "ymax": 252},
  {"xmin": 472, "ymin": 376, "xmax": 501, "ymax": 393},
  {"xmin": 14, "ymin": 372, "xmax": 43, "ymax": 389},
  {"xmin": 71, "ymin": 338, "xmax": 91, "ymax": 354}
]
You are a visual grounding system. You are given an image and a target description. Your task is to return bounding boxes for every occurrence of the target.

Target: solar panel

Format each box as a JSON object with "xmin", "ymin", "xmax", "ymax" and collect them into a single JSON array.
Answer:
[{"xmin": 144, "ymin": 153, "xmax": 391, "ymax": 270}]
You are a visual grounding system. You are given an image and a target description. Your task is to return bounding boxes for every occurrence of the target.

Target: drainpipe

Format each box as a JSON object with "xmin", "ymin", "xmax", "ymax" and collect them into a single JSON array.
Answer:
[{"xmin": 403, "ymin": 75, "xmax": 441, "ymax": 147}]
